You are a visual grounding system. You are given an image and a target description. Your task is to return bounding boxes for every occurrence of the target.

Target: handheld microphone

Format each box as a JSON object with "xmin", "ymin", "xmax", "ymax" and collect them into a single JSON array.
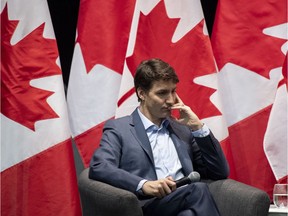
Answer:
[{"xmin": 175, "ymin": 171, "xmax": 200, "ymax": 188}]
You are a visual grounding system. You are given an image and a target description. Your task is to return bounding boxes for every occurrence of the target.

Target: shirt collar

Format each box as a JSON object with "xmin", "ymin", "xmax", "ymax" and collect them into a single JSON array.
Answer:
[{"xmin": 137, "ymin": 108, "xmax": 169, "ymax": 131}]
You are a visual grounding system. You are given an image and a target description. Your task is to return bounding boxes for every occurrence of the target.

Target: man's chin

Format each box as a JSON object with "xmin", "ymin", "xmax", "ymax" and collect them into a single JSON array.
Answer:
[{"xmin": 161, "ymin": 110, "xmax": 171, "ymax": 117}]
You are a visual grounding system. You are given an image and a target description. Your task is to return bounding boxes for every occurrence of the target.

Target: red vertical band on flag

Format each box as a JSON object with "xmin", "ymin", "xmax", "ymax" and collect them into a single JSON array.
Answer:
[{"xmin": 1, "ymin": 140, "xmax": 81, "ymax": 216}]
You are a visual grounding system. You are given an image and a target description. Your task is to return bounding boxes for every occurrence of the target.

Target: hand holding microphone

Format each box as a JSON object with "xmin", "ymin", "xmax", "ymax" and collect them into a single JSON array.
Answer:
[
  {"xmin": 175, "ymin": 171, "xmax": 201, "ymax": 188},
  {"xmin": 141, "ymin": 171, "xmax": 200, "ymax": 198}
]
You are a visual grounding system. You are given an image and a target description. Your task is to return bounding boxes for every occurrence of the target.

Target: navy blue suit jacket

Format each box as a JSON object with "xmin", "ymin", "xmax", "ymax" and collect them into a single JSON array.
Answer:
[{"xmin": 89, "ymin": 109, "xmax": 229, "ymax": 195}]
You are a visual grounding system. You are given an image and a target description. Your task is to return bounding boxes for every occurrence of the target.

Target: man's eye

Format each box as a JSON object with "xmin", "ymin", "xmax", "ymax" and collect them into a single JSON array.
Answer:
[{"xmin": 157, "ymin": 92, "xmax": 167, "ymax": 96}]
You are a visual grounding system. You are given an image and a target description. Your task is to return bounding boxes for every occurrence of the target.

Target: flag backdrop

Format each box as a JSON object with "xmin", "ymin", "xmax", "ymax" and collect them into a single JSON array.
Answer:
[
  {"xmin": 67, "ymin": 0, "xmax": 287, "ymax": 201},
  {"xmin": 1, "ymin": 1, "xmax": 81, "ymax": 215},
  {"xmin": 211, "ymin": 0, "xmax": 287, "ymax": 198},
  {"xmin": 67, "ymin": 0, "xmax": 228, "ymax": 170}
]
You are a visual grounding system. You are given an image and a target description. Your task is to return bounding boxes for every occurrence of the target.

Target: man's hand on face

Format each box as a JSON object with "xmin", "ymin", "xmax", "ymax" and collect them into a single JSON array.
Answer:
[
  {"xmin": 142, "ymin": 177, "xmax": 176, "ymax": 198},
  {"xmin": 170, "ymin": 94, "xmax": 203, "ymax": 131}
]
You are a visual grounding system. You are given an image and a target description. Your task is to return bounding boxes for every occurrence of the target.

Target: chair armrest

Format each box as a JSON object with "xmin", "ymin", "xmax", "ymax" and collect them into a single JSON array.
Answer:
[
  {"xmin": 206, "ymin": 179, "xmax": 270, "ymax": 216},
  {"xmin": 78, "ymin": 168, "xmax": 143, "ymax": 216}
]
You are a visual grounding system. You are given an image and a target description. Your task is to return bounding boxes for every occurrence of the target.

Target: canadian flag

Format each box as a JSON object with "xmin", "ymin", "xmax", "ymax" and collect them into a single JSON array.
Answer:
[
  {"xmin": 67, "ymin": 0, "xmax": 224, "ymax": 169},
  {"xmin": 211, "ymin": 0, "xmax": 287, "ymax": 198},
  {"xmin": 116, "ymin": 0, "xmax": 221, "ymax": 123},
  {"xmin": 1, "ymin": 1, "xmax": 81, "ymax": 215},
  {"xmin": 67, "ymin": 0, "xmax": 136, "ymax": 166}
]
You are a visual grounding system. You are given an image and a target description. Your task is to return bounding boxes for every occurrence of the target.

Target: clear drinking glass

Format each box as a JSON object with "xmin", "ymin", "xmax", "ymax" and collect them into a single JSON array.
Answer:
[{"xmin": 273, "ymin": 184, "xmax": 288, "ymax": 208}]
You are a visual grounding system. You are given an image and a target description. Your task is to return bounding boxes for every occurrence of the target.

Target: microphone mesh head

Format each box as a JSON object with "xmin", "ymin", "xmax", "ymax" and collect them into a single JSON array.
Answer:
[{"xmin": 188, "ymin": 171, "xmax": 200, "ymax": 182}]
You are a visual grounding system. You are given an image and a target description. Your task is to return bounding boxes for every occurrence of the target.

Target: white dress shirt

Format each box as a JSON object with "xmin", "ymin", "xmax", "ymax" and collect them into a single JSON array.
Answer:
[{"xmin": 136, "ymin": 108, "xmax": 210, "ymax": 191}]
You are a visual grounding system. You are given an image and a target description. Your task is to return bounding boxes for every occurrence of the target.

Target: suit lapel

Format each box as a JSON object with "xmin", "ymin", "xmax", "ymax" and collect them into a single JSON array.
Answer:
[{"xmin": 130, "ymin": 110, "xmax": 155, "ymax": 166}]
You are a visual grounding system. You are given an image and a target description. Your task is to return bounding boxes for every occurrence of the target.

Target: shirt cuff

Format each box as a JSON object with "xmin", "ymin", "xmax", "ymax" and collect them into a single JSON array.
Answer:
[
  {"xmin": 191, "ymin": 123, "xmax": 210, "ymax": 137},
  {"xmin": 136, "ymin": 179, "xmax": 148, "ymax": 192}
]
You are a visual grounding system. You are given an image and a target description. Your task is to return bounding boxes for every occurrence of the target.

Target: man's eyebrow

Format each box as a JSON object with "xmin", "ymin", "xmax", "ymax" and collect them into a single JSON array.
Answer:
[{"xmin": 156, "ymin": 89, "xmax": 169, "ymax": 92}]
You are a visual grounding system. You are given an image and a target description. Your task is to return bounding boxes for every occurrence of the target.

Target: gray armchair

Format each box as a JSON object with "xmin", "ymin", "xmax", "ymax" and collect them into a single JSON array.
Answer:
[{"xmin": 78, "ymin": 168, "xmax": 270, "ymax": 216}]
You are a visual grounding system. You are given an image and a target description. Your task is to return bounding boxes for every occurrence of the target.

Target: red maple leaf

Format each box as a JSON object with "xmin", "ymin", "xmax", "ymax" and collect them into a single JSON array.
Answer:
[
  {"xmin": 212, "ymin": 0, "xmax": 287, "ymax": 78},
  {"xmin": 76, "ymin": 0, "xmax": 136, "ymax": 74},
  {"xmin": 125, "ymin": 1, "xmax": 220, "ymax": 119},
  {"xmin": 1, "ymin": 5, "xmax": 60, "ymax": 131}
]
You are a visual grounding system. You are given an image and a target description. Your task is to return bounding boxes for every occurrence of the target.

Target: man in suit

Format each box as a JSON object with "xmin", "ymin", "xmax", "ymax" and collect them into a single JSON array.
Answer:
[{"xmin": 89, "ymin": 58, "xmax": 229, "ymax": 216}]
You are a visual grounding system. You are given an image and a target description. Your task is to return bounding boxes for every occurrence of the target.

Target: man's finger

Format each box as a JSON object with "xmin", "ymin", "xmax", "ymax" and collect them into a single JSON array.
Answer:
[{"xmin": 175, "ymin": 93, "xmax": 184, "ymax": 104}]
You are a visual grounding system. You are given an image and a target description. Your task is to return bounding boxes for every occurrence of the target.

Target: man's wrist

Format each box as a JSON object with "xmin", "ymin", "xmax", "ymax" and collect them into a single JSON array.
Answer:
[
  {"xmin": 190, "ymin": 122, "xmax": 204, "ymax": 131},
  {"xmin": 192, "ymin": 123, "xmax": 210, "ymax": 137},
  {"xmin": 136, "ymin": 179, "xmax": 147, "ymax": 194}
]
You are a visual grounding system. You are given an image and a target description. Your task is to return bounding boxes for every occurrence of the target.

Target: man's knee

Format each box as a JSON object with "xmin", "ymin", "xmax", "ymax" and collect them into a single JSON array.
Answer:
[
  {"xmin": 184, "ymin": 182, "xmax": 212, "ymax": 203},
  {"xmin": 189, "ymin": 182, "xmax": 209, "ymax": 194},
  {"xmin": 183, "ymin": 182, "xmax": 220, "ymax": 215}
]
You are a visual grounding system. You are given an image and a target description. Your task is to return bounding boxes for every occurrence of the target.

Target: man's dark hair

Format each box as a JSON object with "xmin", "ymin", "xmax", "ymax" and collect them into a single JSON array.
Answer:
[{"xmin": 134, "ymin": 58, "xmax": 179, "ymax": 101}]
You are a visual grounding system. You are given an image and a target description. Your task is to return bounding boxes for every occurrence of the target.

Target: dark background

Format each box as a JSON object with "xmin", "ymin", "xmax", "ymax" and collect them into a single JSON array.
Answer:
[{"xmin": 47, "ymin": 0, "xmax": 218, "ymax": 87}]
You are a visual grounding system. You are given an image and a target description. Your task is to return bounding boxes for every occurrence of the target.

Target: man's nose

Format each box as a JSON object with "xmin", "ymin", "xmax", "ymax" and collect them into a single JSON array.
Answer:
[{"xmin": 166, "ymin": 93, "xmax": 175, "ymax": 104}]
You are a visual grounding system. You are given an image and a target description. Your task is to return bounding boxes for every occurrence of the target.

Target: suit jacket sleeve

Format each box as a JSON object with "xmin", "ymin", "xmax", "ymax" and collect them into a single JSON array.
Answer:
[
  {"xmin": 169, "ymin": 120, "xmax": 229, "ymax": 180},
  {"xmin": 193, "ymin": 131, "xmax": 230, "ymax": 180},
  {"xmin": 89, "ymin": 119, "xmax": 144, "ymax": 193}
]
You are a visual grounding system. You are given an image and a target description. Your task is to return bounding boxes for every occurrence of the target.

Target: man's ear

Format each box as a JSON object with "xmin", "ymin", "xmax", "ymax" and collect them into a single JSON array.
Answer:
[{"xmin": 137, "ymin": 88, "xmax": 145, "ymax": 101}]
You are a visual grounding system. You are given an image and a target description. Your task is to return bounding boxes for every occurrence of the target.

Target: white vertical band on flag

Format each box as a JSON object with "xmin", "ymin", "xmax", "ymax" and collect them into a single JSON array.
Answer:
[
  {"xmin": 115, "ymin": 61, "xmax": 138, "ymax": 118},
  {"xmin": 67, "ymin": 44, "xmax": 122, "ymax": 137},
  {"xmin": 264, "ymin": 83, "xmax": 288, "ymax": 180}
]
